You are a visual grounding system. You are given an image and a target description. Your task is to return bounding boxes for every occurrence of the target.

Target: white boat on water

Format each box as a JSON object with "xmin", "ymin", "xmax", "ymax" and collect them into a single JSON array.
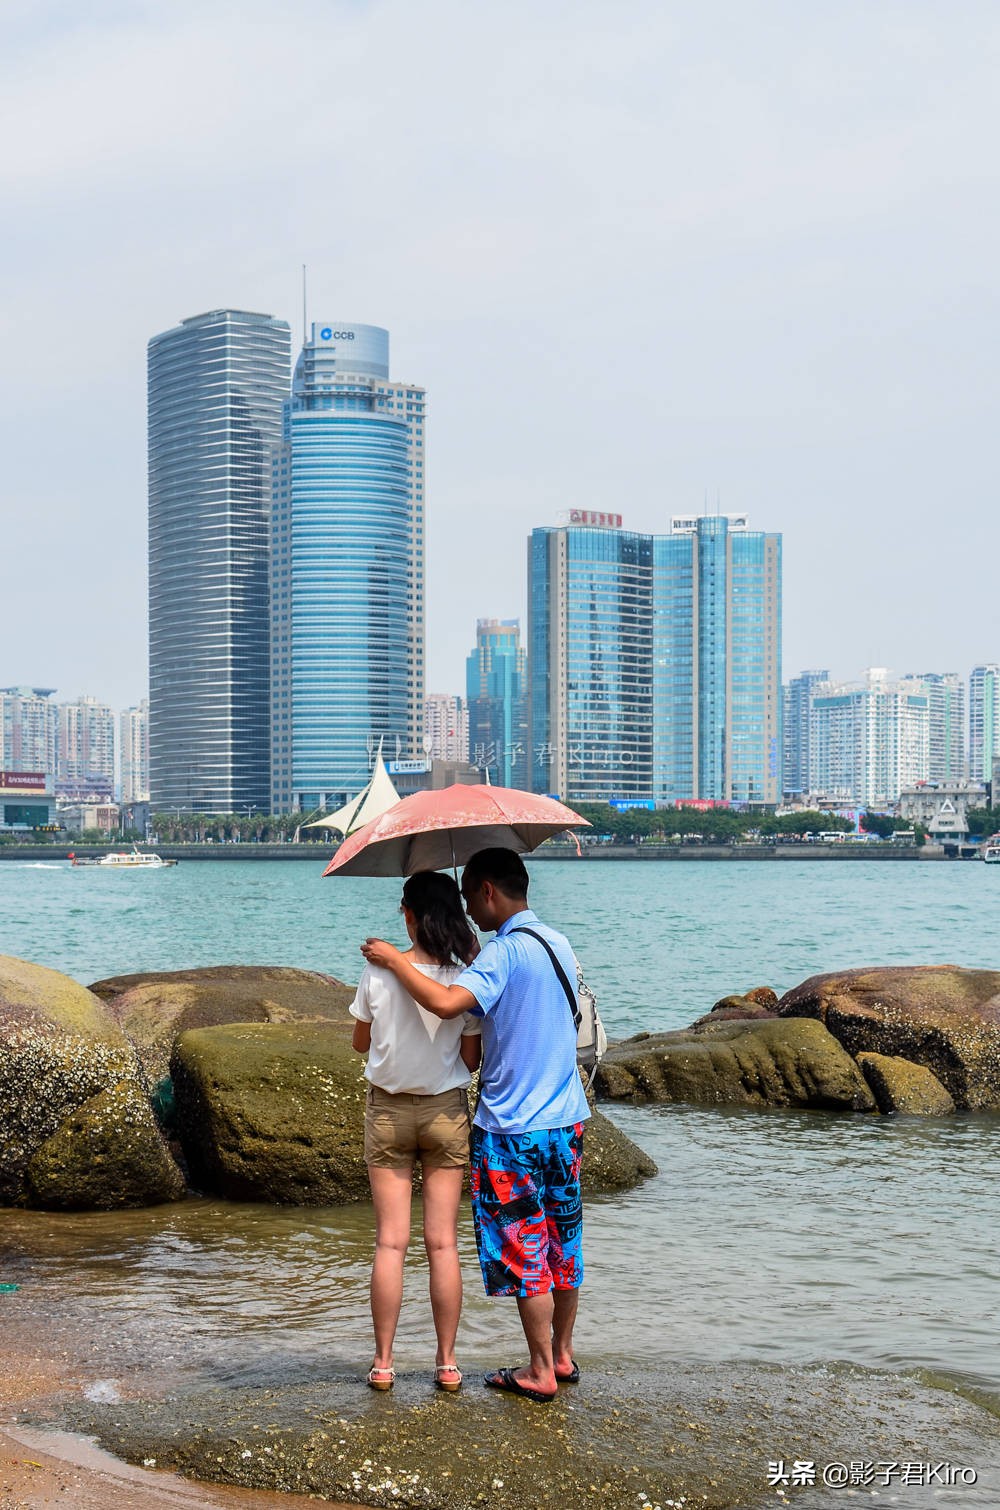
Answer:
[
  {"xmin": 70, "ymin": 846, "xmax": 177, "ymax": 869},
  {"xmin": 982, "ymin": 836, "xmax": 1000, "ymax": 864}
]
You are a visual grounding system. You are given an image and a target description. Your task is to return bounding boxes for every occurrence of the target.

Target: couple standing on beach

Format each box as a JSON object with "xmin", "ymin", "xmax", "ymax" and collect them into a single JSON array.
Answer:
[{"xmin": 350, "ymin": 847, "xmax": 589, "ymax": 1403}]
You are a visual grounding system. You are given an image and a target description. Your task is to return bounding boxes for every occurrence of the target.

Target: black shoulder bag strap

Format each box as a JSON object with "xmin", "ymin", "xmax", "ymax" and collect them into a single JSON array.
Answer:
[{"xmin": 508, "ymin": 926, "xmax": 582, "ymax": 1032}]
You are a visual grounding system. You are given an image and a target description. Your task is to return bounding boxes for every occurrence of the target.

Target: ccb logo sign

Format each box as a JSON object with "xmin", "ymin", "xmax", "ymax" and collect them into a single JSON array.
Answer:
[{"xmin": 319, "ymin": 328, "xmax": 356, "ymax": 341}]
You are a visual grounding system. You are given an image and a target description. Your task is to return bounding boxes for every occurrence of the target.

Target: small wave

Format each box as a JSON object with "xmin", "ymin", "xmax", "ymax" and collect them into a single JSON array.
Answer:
[
  {"xmin": 8, "ymin": 862, "xmax": 69, "ymax": 870},
  {"xmin": 82, "ymin": 1379, "xmax": 122, "ymax": 1403}
]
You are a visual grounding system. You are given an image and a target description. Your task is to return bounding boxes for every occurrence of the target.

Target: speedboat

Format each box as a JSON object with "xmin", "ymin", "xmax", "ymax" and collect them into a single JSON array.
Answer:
[
  {"xmin": 70, "ymin": 846, "xmax": 177, "ymax": 869},
  {"xmin": 981, "ymin": 835, "xmax": 1000, "ymax": 864}
]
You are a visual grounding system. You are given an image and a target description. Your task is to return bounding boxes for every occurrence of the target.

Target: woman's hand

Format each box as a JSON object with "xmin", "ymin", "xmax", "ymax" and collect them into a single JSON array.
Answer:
[{"xmin": 361, "ymin": 937, "xmax": 404, "ymax": 970}]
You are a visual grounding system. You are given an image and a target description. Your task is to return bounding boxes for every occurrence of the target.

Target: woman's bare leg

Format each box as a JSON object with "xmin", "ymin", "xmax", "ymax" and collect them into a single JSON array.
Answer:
[
  {"xmin": 368, "ymin": 1165, "xmax": 413, "ymax": 1370},
  {"xmin": 420, "ymin": 1164, "xmax": 465, "ymax": 1368}
]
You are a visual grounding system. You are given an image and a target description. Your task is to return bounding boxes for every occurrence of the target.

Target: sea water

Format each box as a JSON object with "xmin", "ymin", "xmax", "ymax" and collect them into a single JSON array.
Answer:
[{"xmin": 1, "ymin": 857, "xmax": 998, "ymax": 1420}]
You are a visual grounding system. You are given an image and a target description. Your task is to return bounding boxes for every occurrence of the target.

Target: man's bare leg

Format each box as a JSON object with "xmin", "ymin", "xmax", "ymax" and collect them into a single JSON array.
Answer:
[
  {"xmin": 552, "ymin": 1287, "xmax": 579, "ymax": 1378},
  {"xmin": 512, "ymin": 1291, "xmax": 557, "ymax": 1394}
]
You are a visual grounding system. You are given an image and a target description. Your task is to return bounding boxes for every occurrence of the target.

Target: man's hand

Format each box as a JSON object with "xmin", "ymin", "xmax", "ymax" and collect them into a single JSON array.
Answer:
[{"xmin": 361, "ymin": 937, "xmax": 404, "ymax": 970}]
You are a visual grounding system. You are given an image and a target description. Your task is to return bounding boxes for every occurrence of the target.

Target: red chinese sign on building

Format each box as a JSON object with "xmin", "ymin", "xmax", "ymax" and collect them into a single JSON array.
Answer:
[
  {"xmin": 1, "ymin": 772, "xmax": 47, "ymax": 790},
  {"xmin": 568, "ymin": 509, "xmax": 623, "ymax": 528}
]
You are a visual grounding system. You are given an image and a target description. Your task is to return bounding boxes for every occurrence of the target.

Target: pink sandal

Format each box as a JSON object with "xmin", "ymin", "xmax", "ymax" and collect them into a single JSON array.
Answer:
[
  {"xmin": 367, "ymin": 1366, "xmax": 395, "ymax": 1391},
  {"xmin": 434, "ymin": 1364, "xmax": 463, "ymax": 1392}
]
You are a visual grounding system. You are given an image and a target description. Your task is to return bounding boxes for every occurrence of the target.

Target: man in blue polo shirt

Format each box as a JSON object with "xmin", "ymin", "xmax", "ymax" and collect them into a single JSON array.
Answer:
[{"xmin": 360, "ymin": 847, "xmax": 589, "ymax": 1403}]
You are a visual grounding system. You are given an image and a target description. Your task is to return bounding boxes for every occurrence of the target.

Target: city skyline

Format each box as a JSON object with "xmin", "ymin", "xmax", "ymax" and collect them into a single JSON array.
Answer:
[{"xmin": 3, "ymin": 4, "xmax": 999, "ymax": 711}]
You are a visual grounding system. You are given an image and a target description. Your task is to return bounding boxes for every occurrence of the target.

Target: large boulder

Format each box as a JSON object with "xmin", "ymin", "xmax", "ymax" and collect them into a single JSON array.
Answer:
[
  {"xmin": 171, "ymin": 1020, "xmax": 369, "ymax": 1204},
  {"xmin": 172, "ymin": 1021, "xmax": 658, "ymax": 1205},
  {"xmin": 593, "ymin": 1016, "xmax": 876, "ymax": 1112},
  {"xmin": 91, "ymin": 965, "xmax": 356, "ymax": 1085},
  {"xmin": 778, "ymin": 966, "xmax": 1000, "ymax": 1110},
  {"xmin": 0, "ymin": 954, "xmax": 184, "ymax": 1208},
  {"xmin": 856, "ymin": 1052, "xmax": 956, "ymax": 1116}
]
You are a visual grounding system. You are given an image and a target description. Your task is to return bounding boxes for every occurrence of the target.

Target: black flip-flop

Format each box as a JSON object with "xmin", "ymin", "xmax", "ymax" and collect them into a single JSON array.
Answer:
[
  {"xmin": 555, "ymin": 1359, "xmax": 580, "ymax": 1384},
  {"xmin": 483, "ymin": 1367, "xmax": 557, "ymax": 1404}
]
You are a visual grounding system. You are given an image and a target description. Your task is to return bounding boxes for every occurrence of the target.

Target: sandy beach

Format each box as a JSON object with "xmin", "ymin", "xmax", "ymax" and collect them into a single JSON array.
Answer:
[{"xmin": 0, "ymin": 1341, "xmax": 354, "ymax": 1510}]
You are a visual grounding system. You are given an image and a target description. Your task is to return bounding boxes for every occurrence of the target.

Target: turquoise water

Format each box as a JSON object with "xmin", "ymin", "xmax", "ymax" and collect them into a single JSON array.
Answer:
[
  {"xmin": 2, "ymin": 855, "xmax": 998, "ymax": 1037},
  {"xmin": 2, "ymin": 857, "xmax": 1000, "ymax": 1435}
]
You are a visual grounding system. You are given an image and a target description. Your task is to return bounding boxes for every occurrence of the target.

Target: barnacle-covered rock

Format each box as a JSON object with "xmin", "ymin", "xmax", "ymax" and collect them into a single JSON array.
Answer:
[
  {"xmin": 778, "ymin": 965, "xmax": 1000, "ymax": 1109},
  {"xmin": 0, "ymin": 953, "xmax": 184, "ymax": 1209}
]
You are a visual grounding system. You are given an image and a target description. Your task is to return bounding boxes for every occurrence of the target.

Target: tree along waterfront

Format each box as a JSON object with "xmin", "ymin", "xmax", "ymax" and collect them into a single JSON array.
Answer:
[{"xmin": 0, "ymin": 805, "xmax": 940, "ymax": 850}]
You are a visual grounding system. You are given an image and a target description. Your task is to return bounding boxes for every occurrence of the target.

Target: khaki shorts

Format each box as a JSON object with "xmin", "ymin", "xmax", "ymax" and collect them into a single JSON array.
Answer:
[{"xmin": 364, "ymin": 1084, "xmax": 471, "ymax": 1170}]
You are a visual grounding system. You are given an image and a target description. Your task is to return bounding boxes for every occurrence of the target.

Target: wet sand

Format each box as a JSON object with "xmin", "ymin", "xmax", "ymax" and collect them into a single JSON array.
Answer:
[{"xmin": 0, "ymin": 1343, "xmax": 356, "ymax": 1510}]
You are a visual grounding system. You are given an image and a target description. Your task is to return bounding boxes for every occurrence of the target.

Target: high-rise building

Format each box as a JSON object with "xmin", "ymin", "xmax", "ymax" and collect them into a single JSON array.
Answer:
[
  {"xmin": 120, "ymin": 699, "xmax": 150, "ymax": 803},
  {"xmin": 528, "ymin": 512, "xmax": 781, "ymax": 805},
  {"xmin": 810, "ymin": 668, "xmax": 929, "ymax": 807},
  {"xmin": 148, "ymin": 309, "xmax": 290, "ymax": 814},
  {"xmin": 969, "ymin": 665, "xmax": 1000, "ymax": 784},
  {"xmin": 528, "ymin": 517, "xmax": 653, "ymax": 801},
  {"xmin": 55, "ymin": 695, "xmax": 116, "ymax": 799},
  {"xmin": 466, "ymin": 618, "xmax": 528, "ymax": 788},
  {"xmin": 0, "ymin": 687, "xmax": 57, "ymax": 776},
  {"xmin": 424, "ymin": 694, "xmax": 469, "ymax": 764},
  {"xmin": 270, "ymin": 323, "xmax": 425, "ymax": 813},
  {"xmin": 919, "ymin": 672, "xmax": 965, "ymax": 783},
  {"xmin": 782, "ymin": 670, "xmax": 830, "ymax": 798},
  {"xmin": 653, "ymin": 515, "xmax": 782, "ymax": 805}
]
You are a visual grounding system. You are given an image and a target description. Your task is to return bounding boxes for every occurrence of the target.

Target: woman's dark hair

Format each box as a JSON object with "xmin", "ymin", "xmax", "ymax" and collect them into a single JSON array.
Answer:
[{"xmin": 401, "ymin": 870, "xmax": 479, "ymax": 966}]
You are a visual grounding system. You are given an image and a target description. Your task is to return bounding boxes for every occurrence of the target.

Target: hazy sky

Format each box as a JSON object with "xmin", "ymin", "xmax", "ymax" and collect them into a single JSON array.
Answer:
[{"xmin": 2, "ymin": 0, "xmax": 998, "ymax": 709}]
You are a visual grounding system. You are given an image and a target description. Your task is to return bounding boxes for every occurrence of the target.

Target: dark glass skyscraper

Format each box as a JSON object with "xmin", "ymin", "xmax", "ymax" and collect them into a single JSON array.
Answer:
[
  {"xmin": 528, "ymin": 521, "xmax": 653, "ymax": 801},
  {"xmin": 148, "ymin": 309, "xmax": 290, "ymax": 813}
]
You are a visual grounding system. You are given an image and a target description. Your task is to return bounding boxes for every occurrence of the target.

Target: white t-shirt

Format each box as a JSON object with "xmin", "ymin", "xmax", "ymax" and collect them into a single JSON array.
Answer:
[{"xmin": 349, "ymin": 959, "xmax": 482, "ymax": 1095}]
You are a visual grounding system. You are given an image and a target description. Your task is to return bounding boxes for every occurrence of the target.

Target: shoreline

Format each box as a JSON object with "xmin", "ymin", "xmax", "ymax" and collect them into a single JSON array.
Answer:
[
  {"xmin": 0, "ymin": 841, "xmax": 959, "ymax": 861},
  {"xmin": 0, "ymin": 1337, "xmax": 360, "ymax": 1510}
]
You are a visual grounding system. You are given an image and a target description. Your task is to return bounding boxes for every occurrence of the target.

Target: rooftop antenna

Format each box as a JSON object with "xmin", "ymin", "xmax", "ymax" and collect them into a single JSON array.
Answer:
[{"xmin": 302, "ymin": 264, "xmax": 307, "ymax": 345}]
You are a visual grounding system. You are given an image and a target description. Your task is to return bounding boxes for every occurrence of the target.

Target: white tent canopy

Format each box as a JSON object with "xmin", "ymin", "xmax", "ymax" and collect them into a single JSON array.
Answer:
[{"xmin": 301, "ymin": 743, "xmax": 402, "ymax": 836}]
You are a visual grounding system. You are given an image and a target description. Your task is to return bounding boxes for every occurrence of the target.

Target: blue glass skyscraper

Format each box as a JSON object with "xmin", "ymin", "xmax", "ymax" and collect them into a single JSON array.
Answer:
[
  {"xmin": 529, "ymin": 512, "xmax": 781, "ymax": 806},
  {"xmin": 270, "ymin": 323, "xmax": 425, "ymax": 812},
  {"xmin": 466, "ymin": 619, "xmax": 528, "ymax": 787},
  {"xmin": 653, "ymin": 515, "xmax": 782, "ymax": 805},
  {"xmin": 148, "ymin": 309, "xmax": 290, "ymax": 814}
]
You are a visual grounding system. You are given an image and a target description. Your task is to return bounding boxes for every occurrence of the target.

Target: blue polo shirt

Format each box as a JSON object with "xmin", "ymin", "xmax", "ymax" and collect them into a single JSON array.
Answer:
[{"xmin": 456, "ymin": 908, "xmax": 591, "ymax": 1135}]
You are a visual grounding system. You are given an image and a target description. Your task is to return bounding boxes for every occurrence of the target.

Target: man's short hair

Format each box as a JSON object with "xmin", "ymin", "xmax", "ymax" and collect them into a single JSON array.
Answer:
[{"xmin": 463, "ymin": 847, "xmax": 529, "ymax": 900}]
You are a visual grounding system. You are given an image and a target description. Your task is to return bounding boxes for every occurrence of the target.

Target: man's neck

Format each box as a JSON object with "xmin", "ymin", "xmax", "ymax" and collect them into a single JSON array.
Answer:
[{"xmin": 492, "ymin": 897, "xmax": 531, "ymax": 929}]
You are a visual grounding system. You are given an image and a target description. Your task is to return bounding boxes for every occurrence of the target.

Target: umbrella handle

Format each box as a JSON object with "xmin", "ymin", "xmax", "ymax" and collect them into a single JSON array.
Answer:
[{"xmin": 450, "ymin": 833, "xmax": 458, "ymax": 883}]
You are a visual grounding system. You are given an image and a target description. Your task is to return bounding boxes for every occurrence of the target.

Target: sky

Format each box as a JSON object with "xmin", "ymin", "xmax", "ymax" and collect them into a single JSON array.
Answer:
[{"xmin": 1, "ymin": 0, "xmax": 998, "ymax": 709}]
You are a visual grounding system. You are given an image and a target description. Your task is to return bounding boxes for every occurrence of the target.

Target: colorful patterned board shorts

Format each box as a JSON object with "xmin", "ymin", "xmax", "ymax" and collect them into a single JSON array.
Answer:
[{"xmin": 469, "ymin": 1123, "xmax": 585, "ymax": 1297}]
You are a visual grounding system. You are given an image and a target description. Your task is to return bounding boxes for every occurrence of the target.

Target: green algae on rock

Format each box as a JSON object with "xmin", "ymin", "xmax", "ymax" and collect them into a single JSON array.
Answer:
[
  {"xmin": 594, "ymin": 1016, "xmax": 876, "ymax": 1111},
  {"xmin": 91, "ymin": 964, "xmax": 357, "ymax": 1086},
  {"xmin": 778, "ymin": 965, "xmax": 1000, "ymax": 1109},
  {"xmin": 0, "ymin": 953, "xmax": 185, "ymax": 1209},
  {"xmin": 856, "ymin": 1050, "xmax": 957, "ymax": 1116},
  {"xmin": 172, "ymin": 1021, "xmax": 657, "ymax": 1203},
  {"xmin": 171, "ymin": 1020, "xmax": 370, "ymax": 1204}
]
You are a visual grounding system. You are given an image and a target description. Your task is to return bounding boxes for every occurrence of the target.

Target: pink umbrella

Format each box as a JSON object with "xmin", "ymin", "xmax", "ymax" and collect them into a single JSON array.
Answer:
[{"xmin": 322, "ymin": 784, "xmax": 590, "ymax": 877}]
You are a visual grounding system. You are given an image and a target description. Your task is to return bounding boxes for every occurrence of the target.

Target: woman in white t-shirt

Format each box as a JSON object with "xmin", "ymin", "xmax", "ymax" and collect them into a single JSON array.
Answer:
[{"xmin": 350, "ymin": 869, "xmax": 481, "ymax": 1392}]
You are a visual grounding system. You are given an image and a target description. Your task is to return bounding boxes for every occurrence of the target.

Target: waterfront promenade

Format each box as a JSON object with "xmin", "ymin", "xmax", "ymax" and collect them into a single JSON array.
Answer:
[{"xmin": 0, "ymin": 841, "xmax": 954, "ymax": 862}]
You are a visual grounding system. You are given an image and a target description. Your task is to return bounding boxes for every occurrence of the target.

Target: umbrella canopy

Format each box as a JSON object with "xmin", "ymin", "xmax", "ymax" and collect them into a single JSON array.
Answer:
[{"xmin": 322, "ymin": 783, "xmax": 590, "ymax": 877}]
